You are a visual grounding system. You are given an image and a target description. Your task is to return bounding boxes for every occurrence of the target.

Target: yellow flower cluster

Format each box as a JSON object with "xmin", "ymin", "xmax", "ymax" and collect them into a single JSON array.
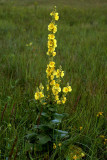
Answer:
[
  {"xmin": 34, "ymin": 83, "xmax": 44, "ymax": 101},
  {"xmin": 97, "ymin": 112, "xmax": 103, "ymax": 117},
  {"xmin": 53, "ymin": 143, "xmax": 62, "ymax": 149},
  {"xmin": 34, "ymin": 7, "xmax": 72, "ymax": 105}
]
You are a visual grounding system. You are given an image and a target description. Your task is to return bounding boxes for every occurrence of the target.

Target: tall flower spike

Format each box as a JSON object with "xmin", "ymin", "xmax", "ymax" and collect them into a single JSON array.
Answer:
[{"xmin": 35, "ymin": 7, "xmax": 72, "ymax": 105}]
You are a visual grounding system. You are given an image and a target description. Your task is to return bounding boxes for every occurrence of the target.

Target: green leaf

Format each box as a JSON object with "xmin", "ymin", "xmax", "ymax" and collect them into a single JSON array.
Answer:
[
  {"xmin": 51, "ymin": 118, "xmax": 61, "ymax": 124},
  {"xmin": 26, "ymin": 133, "xmax": 37, "ymax": 143},
  {"xmin": 37, "ymin": 134, "xmax": 51, "ymax": 144},
  {"xmin": 41, "ymin": 112, "xmax": 49, "ymax": 117}
]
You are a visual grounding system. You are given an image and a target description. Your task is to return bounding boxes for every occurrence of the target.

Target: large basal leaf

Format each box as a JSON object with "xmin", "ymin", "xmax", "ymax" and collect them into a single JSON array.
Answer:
[
  {"xmin": 51, "ymin": 118, "xmax": 61, "ymax": 124},
  {"xmin": 41, "ymin": 112, "xmax": 50, "ymax": 117},
  {"xmin": 37, "ymin": 134, "xmax": 51, "ymax": 144},
  {"xmin": 52, "ymin": 129, "xmax": 69, "ymax": 140},
  {"xmin": 26, "ymin": 132, "xmax": 37, "ymax": 143}
]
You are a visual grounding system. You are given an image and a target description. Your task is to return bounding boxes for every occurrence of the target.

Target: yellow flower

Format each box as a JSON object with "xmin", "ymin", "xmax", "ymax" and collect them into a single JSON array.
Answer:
[
  {"xmin": 63, "ymin": 87, "xmax": 69, "ymax": 93},
  {"xmin": 55, "ymin": 83, "xmax": 59, "ymax": 88},
  {"xmin": 52, "ymin": 52, "xmax": 56, "ymax": 57},
  {"xmin": 81, "ymin": 153, "xmax": 85, "ymax": 157},
  {"xmin": 73, "ymin": 155, "xmax": 77, "ymax": 160},
  {"xmin": 43, "ymin": 102, "xmax": 47, "ymax": 105},
  {"xmin": 55, "ymin": 95, "xmax": 59, "ymax": 101},
  {"xmin": 57, "ymin": 100, "xmax": 61, "ymax": 104},
  {"xmin": 26, "ymin": 42, "xmax": 32, "ymax": 47},
  {"xmin": 48, "ymin": 47, "xmax": 55, "ymax": 53},
  {"xmin": 53, "ymin": 143, "xmax": 56, "ymax": 149},
  {"xmin": 53, "ymin": 70, "xmax": 56, "ymax": 76},
  {"xmin": 56, "ymin": 69, "xmax": 60, "ymax": 78},
  {"xmin": 68, "ymin": 86, "xmax": 72, "ymax": 92},
  {"xmin": 53, "ymin": 25, "xmax": 57, "ymax": 33},
  {"xmin": 50, "ymin": 75, "xmax": 54, "ymax": 80},
  {"xmin": 62, "ymin": 97, "xmax": 66, "ymax": 104},
  {"xmin": 48, "ymin": 23, "xmax": 55, "ymax": 31},
  {"xmin": 39, "ymin": 92, "xmax": 44, "ymax": 98},
  {"xmin": 47, "ymin": 85, "xmax": 49, "ymax": 91},
  {"xmin": 50, "ymin": 80, "xmax": 55, "ymax": 86},
  {"xmin": 52, "ymin": 87, "xmax": 58, "ymax": 95},
  {"xmin": 48, "ymin": 34, "xmax": 55, "ymax": 39},
  {"xmin": 50, "ymin": 11, "xmax": 54, "ymax": 16},
  {"xmin": 61, "ymin": 71, "xmax": 64, "ymax": 78},
  {"xmin": 80, "ymin": 126, "xmax": 83, "ymax": 131},
  {"xmin": 39, "ymin": 83, "xmax": 44, "ymax": 90},
  {"xmin": 55, "ymin": 13, "xmax": 59, "ymax": 21},
  {"xmin": 97, "ymin": 112, "xmax": 103, "ymax": 117},
  {"xmin": 29, "ymin": 42, "xmax": 32, "ymax": 46},
  {"xmin": 58, "ymin": 143, "xmax": 62, "ymax": 147},
  {"xmin": 47, "ymin": 51, "xmax": 50, "ymax": 56},
  {"xmin": 48, "ymin": 40, "xmax": 53, "ymax": 47},
  {"xmin": 100, "ymin": 135, "xmax": 105, "ymax": 138},
  {"xmin": 35, "ymin": 92, "xmax": 40, "ymax": 100},
  {"xmin": 49, "ymin": 61, "xmax": 55, "ymax": 68}
]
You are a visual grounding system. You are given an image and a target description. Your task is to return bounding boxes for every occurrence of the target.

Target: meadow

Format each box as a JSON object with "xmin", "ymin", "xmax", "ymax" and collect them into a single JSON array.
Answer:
[{"xmin": 0, "ymin": 0, "xmax": 107, "ymax": 159}]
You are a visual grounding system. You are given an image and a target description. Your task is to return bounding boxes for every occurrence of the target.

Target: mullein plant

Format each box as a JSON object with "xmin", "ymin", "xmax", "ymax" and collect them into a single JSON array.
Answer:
[{"xmin": 26, "ymin": 7, "xmax": 72, "ymax": 158}]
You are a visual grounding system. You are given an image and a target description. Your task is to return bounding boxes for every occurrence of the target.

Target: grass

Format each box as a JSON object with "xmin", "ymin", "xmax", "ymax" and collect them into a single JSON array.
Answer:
[{"xmin": 0, "ymin": 0, "xmax": 107, "ymax": 159}]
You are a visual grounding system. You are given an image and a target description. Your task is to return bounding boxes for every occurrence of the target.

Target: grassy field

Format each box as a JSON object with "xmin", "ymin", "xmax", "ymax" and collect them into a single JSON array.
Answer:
[{"xmin": 0, "ymin": 0, "xmax": 107, "ymax": 159}]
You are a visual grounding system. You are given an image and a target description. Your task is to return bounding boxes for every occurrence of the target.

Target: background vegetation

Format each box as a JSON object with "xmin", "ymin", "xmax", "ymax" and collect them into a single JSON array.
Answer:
[{"xmin": 0, "ymin": 0, "xmax": 107, "ymax": 159}]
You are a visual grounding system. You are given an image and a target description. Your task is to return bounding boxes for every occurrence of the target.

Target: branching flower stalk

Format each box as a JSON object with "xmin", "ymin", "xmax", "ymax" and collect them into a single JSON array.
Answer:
[
  {"xmin": 27, "ymin": 7, "xmax": 73, "ymax": 156},
  {"xmin": 34, "ymin": 6, "xmax": 72, "ymax": 106}
]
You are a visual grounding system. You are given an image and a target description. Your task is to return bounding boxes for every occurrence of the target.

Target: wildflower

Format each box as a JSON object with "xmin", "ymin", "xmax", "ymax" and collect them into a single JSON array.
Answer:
[
  {"xmin": 61, "ymin": 71, "xmax": 64, "ymax": 78},
  {"xmin": 80, "ymin": 126, "xmax": 83, "ymax": 131},
  {"xmin": 73, "ymin": 155, "xmax": 77, "ymax": 160},
  {"xmin": 50, "ymin": 12, "xmax": 54, "ymax": 16},
  {"xmin": 26, "ymin": 42, "xmax": 32, "ymax": 47},
  {"xmin": 68, "ymin": 86, "xmax": 72, "ymax": 92},
  {"xmin": 99, "ymin": 135, "xmax": 105, "ymax": 138},
  {"xmin": 55, "ymin": 13, "xmax": 59, "ymax": 21},
  {"xmin": 53, "ymin": 25, "xmax": 57, "ymax": 33},
  {"xmin": 104, "ymin": 139, "xmax": 107, "ymax": 144},
  {"xmin": 55, "ymin": 95, "xmax": 59, "ymax": 101},
  {"xmin": 52, "ymin": 52, "xmax": 56, "ymax": 57},
  {"xmin": 35, "ymin": 92, "xmax": 39, "ymax": 100},
  {"xmin": 43, "ymin": 102, "xmax": 47, "ymax": 105},
  {"xmin": 50, "ymin": 75, "xmax": 54, "ymax": 80},
  {"xmin": 48, "ymin": 47, "xmax": 55, "ymax": 53},
  {"xmin": 63, "ymin": 87, "xmax": 69, "ymax": 93},
  {"xmin": 47, "ymin": 85, "xmax": 49, "ymax": 91},
  {"xmin": 34, "ymin": 7, "xmax": 72, "ymax": 106},
  {"xmin": 53, "ymin": 143, "xmax": 56, "ymax": 149},
  {"xmin": 62, "ymin": 97, "xmax": 66, "ymax": 104},
  {"xmin": 39, "ymin": 83, "xmax": 44, "ymax": 90},
  {"xmin": 50, "ymin": 80, "xmax": 55, "ymax": 86},
  {"xmin": 97, "ymin": 112, "xmax": 103, "ymax": 117},
  {"xmin": 34, "ymin": 92, "xmax": 44, "ymax": 100},
  {"xmin": 48, "ymin": 23, "xmax": 55, "ymax": 31},
  {"xmin": 57, "ymin": 100, "xmax": 61, "ymax": 104},
  {"xmin": 56, "ymin": 69, "xmax": 60, "ymax": 78},
  {"xmin": 49, "ymin": 61, "xmax": 55, "ymax": 68},
  {"xmin": 48, "ymin": 34, "xmax": 55, "ymax": 39},
  {"xmin": 81, "ymin": 153, "xmax": 85, "ymax": 157},
  {"xmin": 55, "ymin": 83, "xmax": 59, "ymax": 89},
  {"xmin": 29, "ymin": 42, "xmax": 32, "ymax": 46},
  {"xmin": 39, "ymin": 92, "xmax": 44, "ymax": 98},
  {"xmin": 58, "ymin": 143, "xmax": 62, "ymax": 147}
]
